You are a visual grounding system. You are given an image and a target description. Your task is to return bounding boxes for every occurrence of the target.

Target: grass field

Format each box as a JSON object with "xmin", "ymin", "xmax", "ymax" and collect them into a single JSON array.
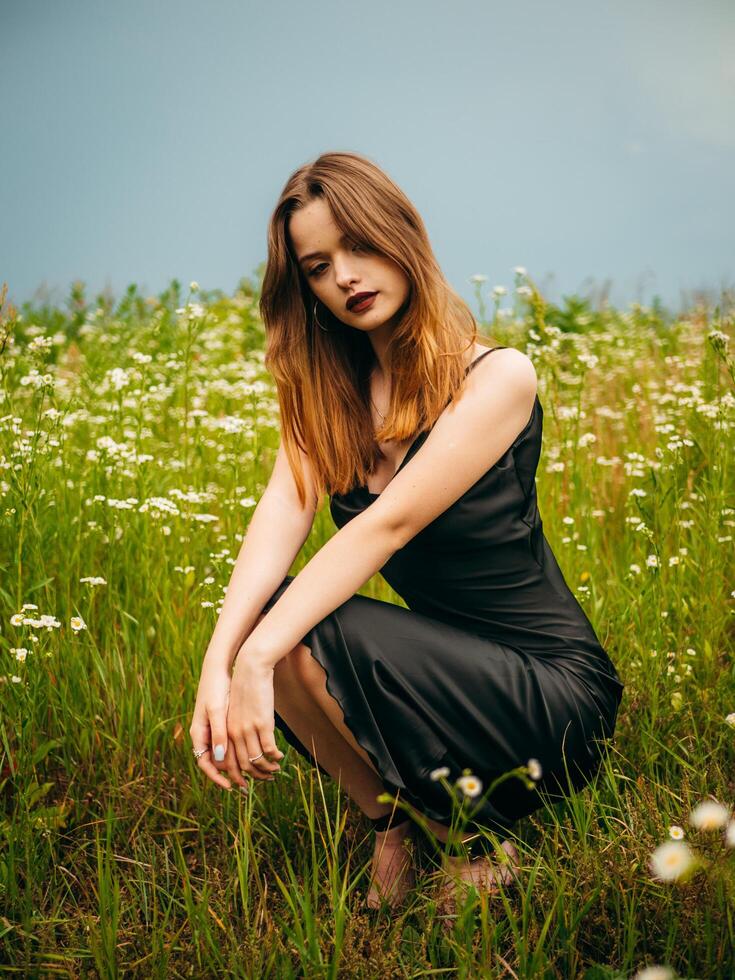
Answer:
[{"xmin": 1, "ymin": 273, "xmax": 734, "ymax": 978}]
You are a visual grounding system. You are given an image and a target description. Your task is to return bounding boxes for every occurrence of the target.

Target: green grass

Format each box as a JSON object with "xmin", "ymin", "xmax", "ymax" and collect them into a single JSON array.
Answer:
[{"xmin": 0, "ymin": 273, "xmax": 733, "ymax": 978}]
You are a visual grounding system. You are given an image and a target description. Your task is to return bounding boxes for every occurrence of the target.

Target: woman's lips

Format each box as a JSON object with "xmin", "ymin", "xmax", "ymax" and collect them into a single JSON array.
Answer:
[{"xmin": 350, "ymin": 293, "xmax": 377, "ymax": 313}]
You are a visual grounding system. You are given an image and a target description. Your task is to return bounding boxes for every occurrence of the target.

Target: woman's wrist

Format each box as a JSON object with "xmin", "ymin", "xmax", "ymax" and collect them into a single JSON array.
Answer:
[
  {"xmin": 202, "ymin": 644, "xmax": 238, "ymax": 674},
  {"xmin": 233, "ymin": 638, "xmax": 279, "ymax": 672}
]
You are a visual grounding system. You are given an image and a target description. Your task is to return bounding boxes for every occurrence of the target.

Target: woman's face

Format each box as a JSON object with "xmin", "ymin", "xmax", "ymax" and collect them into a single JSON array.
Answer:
[{"xmin": 289, "ymin": 197, "xmax": 411, "ymax": 333}]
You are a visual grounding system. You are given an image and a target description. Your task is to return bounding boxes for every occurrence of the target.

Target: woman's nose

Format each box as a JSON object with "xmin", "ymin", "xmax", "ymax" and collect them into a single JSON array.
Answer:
[{"xmin": 333, "ymin": 257, "xmax": 359, "ymax": 287}]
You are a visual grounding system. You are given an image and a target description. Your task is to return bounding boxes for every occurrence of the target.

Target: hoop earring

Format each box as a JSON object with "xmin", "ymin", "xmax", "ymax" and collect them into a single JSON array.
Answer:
[{"xmin": 313, "ymin": 299, "xmax": 334, "ymax": 333}]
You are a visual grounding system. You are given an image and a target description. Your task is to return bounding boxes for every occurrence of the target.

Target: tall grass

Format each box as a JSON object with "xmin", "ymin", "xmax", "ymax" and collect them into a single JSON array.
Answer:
[{"xmin": 0, "ymin": 273, "xmax": 733, "ymax": 978}]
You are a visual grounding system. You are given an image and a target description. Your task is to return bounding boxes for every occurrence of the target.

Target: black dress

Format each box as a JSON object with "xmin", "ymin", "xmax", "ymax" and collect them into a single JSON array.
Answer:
[{"xmin": 261, "ymin": 346, "xmax": 624, "ymax": 838}]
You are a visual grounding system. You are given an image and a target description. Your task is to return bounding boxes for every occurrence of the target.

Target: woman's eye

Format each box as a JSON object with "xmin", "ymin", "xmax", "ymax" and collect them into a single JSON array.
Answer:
[{"xmin": 308, "ymin": 244, "xmax": 366, "ymax": 276}]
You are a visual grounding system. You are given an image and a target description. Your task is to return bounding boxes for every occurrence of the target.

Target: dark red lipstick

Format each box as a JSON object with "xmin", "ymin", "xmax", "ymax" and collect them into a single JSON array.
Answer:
[{"xmin": 346, "ymin": 291, "xmax": 378, "ymax": 312}]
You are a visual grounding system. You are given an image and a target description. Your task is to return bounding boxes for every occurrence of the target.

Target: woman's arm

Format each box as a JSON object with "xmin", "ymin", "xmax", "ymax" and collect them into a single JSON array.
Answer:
[
  {"xmin": 203, "ymin": 494, "xmax": 314, "ymax": 671},
  {"xmin": 239, "ymin": 505, "xmax": 403, "ymax": 670},
  {"xmin": 203, "ymin": 440, "xmax": 319, "ymax": 672},
  {"xmin": 190, "ymin": 438, "xmax": 318, "ymax": 791}
]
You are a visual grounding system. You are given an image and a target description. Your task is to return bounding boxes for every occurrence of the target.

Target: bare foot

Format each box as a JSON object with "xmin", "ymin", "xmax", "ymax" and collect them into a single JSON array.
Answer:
[
  {"xmin": 366, "ymin": 822, "xmax": 416, "ymax": 911},
  {"xmin": 434, "ymin": 839, "xmax": 520, "ymax": 922}
]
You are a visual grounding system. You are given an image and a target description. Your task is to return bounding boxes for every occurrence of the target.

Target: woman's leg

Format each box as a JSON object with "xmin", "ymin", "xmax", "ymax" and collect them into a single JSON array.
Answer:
[
  {"xmin": 252, "ymin": 613, "xmax": 392, "ymax": 820},
  {"xmin": 268, "ymin": 632, "xmax": 415, "ymax": 907}
]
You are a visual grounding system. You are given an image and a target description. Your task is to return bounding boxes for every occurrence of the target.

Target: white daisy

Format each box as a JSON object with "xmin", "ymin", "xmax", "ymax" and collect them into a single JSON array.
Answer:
[
  {"xmin": 429, "ymin": 766, "xmax": 450, "ymax": 782},
  {"xmin": 527, "ymin": 758, "xmax": 543, "ymax": 780},
  {"xmin": 649, "ymin": 840, "xmax": 695, "ymax": 881},
  {"xmin": 633, "ymin": 966, "xmax": 675, "ymax": 980},
  {"xmin": 689, "ymin": 799, "xmax": 731, "ymax": 831},
  {"xmin": 456, "ymin": 774, "xmax": 483, "ymax": 798}
]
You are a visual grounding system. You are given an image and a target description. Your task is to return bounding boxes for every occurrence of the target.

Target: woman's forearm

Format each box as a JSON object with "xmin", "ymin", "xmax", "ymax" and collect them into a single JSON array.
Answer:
[
  {"xmin": 240, "ymin": 509, "xmax": 402, "ymax": 670},
  {"xmin": 203, "ymin": 490, "xmax": 315, "ymax": 671}
]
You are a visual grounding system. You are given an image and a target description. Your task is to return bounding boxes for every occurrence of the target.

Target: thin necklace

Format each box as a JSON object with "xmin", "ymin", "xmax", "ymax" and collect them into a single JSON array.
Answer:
[
  {"xmin": 370, "ymin": 396, "xmax": 386, "ymax": 424},
  {"xmin": 370, "ymin": 369, "xmax": 387, "ymax": 424}
]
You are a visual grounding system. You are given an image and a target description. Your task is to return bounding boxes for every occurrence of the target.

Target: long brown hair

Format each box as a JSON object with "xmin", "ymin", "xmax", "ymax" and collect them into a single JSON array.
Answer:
[{"xmin": 259, "ymin": 150, "xmax": 492, "ymax": 507}]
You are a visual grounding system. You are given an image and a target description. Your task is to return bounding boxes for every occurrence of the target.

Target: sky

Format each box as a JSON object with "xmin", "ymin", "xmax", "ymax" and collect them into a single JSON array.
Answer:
[{"xmin": 2, "ymin": 0, "xmax": 734, "ymax": 314}]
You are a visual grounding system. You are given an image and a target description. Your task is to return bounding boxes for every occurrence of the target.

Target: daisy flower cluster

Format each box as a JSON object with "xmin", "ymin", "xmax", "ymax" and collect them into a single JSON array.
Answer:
[
  {"xmin": 649, "ymin": 798, "xmax": 735, "ymax": 883},
  {"xmin": 3, "ymin": 596, "xmax": 92, "ymax": 685},
  {"xmin": 428, "ymin": 757, "xmax": 543, "ymax": 799}
]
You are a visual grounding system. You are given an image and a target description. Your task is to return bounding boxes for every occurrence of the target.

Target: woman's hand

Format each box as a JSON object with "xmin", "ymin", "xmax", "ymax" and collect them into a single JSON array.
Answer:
[
  {"xmin": 226, "ymin": 648, "xmax": 284, "ymax": 780},
  {"xmin": 189, "ymin": 658, "xmax": 251, "ymax": 791}
]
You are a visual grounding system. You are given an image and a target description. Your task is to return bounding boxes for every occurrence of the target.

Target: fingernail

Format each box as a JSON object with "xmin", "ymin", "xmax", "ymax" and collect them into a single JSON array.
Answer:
[{"xmin": 213, "ymin": 744, "xmax": 225, "ymax": 762}]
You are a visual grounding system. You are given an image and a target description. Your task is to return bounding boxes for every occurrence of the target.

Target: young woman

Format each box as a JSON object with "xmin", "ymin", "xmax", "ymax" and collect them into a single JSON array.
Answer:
[{"xmin": 189, "ymin": 151, "xmax": 624, "ymax": 915}]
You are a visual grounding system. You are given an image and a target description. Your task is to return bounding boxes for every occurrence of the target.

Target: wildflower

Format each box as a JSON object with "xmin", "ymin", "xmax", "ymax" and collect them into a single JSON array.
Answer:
[
  {"xmin": 469, "ymin": 274, "xmax": 488, "ymax": 284},
  {"xmin": 516, "ymin": 285, "xmax": 533, "ymax": 298},
  {"xmin": 70, "ymin": 616, "xmax": 87, "ymax": 632},
  {"xmin": 429, "ymin": 766, "xmax": 451, "ymax": 781},
  {"xmin": 649, "ymin": 839, "xmax": 695, "ymax": 881},
  {"xmin": 629, "ymin": 564, "xmax": 641, "ymax": 574},
  {"xmin": 725, "ymin": 712, "xmax": 735, "ymax": 728},
  {"xmin": 670, "ymin": 691, "xmax": 683, "ymax": 711},
  {"xmin": 725, "ymin": 820, "xmax": 735, "ymax": 848},
  {"xmin": 689, "ymin": 799, "xmax": 730, "ymax": 831},
  {"xmin": 668, "ymin": 556, "xmax": 680, "ymax": 566},
  {"xmin": 629, "ymin": 488, "xmax": 647, "ymax": 497},
  {"xmin": 633, "ymin": 967, "xmax": 675, "ymax": 980},
  {"xmin": 12, "ymin": 648, "xmax": 28, "ymax": 663},
  {"xmin": 456, "ymin": 774, "xmax": 483, "ymax": 798},
  {"xmin": 668, "ymin": 825, "xmax": 684, "ymax": 840},
  {"xmin": 11, "ymin": 675, "xmax": 22, "ymax": 684},
  {"xmin": 646, "ymin": 554, "xmax": 659, "ymax": 568},
  {"xmin": 80, "ymin": 576, "xmax": 107, "ymax": 586},
  {"xmin": 491, "ymin": 285, "xmax": 507, "ymax": 298},
  {"xmin": 527, "ymin": 758, "xmax": 542, "ymax": 780},
  {"xmin": 513, "ymin": 266, "xmax": 527, "ymax": 277},
  {"xmin": 708, "ymin": 328, "xmax": 729, "ymax": 348},
  {"xmin": 10, "ymin": 613, "xmax": 25, "ymax": 626},
  {"xmin": 190, "ymin": 281, "xmax": 200, "ymax": 292}
]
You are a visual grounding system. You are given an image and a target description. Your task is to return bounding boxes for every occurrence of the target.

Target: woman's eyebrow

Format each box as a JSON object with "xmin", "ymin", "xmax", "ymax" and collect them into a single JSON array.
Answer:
[{"xmin": 298, "ymin": 234, "xmax": 348, "ymax": 265}]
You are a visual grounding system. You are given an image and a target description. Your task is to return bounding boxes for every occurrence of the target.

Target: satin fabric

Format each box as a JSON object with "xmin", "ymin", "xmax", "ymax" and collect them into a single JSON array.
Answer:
[{"xmin": 261, "ymin": 347, "xmax": 624, "ymax": 837}]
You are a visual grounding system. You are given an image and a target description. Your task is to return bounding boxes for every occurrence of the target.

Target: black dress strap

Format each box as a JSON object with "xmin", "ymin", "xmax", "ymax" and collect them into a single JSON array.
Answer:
[{"xmin": 464, "ymin": 346, "xmax": 507, "ymax": 376}]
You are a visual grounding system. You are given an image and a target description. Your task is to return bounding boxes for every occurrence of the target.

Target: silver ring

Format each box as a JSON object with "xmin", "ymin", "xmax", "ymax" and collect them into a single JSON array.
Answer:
[
  {"xmin": 249, "ymin": 752, "xmax": 264, "ymax": 763},
  {"xmin": 192, "ymin": 747, "xmax": 210, "ymax": 760}
]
